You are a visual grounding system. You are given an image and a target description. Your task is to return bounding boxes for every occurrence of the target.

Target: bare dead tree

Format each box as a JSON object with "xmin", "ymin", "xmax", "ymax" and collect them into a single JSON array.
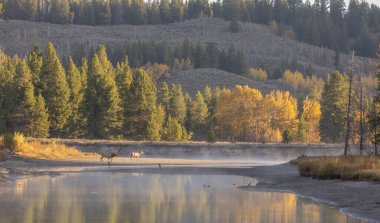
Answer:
[
  {"xmin": 359, "ymin": 76, "xmax": 364, "ymax": 155},
  {"xmin": 344, "ymin": 51, "xmax": 355, "ymax": 156},
  {"xmin": 375, "ymin": 124, "xmax": 378, "ymax": 155},
  {"xmin": 373, "ymin": 46, "xmax": 380, "ymax": 155}
]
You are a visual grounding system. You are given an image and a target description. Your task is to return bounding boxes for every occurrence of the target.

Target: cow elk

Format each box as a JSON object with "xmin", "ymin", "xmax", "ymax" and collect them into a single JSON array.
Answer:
[{"xmin": 130, "ymin": 150, "xmax": 144, "ymax": 160}]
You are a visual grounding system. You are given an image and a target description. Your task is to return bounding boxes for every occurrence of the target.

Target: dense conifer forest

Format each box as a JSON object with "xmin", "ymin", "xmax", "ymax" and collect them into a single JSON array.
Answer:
[{"xmin": 0, "ymin": 43, "xmax": 378, "ymax": 143}]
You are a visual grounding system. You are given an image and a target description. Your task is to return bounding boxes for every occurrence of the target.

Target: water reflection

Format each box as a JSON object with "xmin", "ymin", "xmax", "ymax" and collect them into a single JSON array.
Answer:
[{"xmin": 0, "ymin": 173, "xmax": 366, "ymax": 223}]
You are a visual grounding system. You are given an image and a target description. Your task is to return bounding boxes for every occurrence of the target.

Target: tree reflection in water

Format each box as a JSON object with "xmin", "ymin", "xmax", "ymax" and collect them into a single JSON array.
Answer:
[{"xmin": 0, "ymin": 173, "xmax": 367, "ymax": 223}]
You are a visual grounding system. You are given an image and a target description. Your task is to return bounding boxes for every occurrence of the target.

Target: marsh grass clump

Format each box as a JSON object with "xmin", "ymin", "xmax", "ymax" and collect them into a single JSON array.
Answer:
[
  {"xmin": 296, "ymin": 156, "xmax": 380, "ymax": 182},
  {"xmin": 3, "ymin": 133, "xmax": 25, "ymax": 152}
]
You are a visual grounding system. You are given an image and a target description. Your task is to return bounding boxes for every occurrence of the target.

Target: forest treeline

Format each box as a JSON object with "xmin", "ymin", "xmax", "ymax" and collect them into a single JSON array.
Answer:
[
  {"xmin": 106, "ymin": 40, "xmax": 247, "ymax": 76},
  {"xmin": 73, "ymin": 39, "xmax": 313, "ymax": 80},
  {"xmin": 0, "ymin": 43, "xmax": 377, "ymax": 143},
  {"xmin": 0, "ymin": 0, "xmax": 379, "ymax": 58}
]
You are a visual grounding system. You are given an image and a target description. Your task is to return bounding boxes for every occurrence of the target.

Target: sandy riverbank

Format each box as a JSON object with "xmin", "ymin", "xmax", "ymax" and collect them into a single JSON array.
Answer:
[
  {"xmin": 0, "ymin": 156, "xmax": 256, "ymax": 168},
  {"xmin": 0, "ymin": 157, "xmax": 379, "ymax": 222},
  {"xmin": 239, "ymin": 163, "xmax": 380, "ymax": 223}
]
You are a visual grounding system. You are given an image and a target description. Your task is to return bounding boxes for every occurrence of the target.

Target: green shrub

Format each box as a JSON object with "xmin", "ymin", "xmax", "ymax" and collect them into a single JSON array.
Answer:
[{"xmin": 282, "ymin": 129, "xmax": 292, "ymax": 144}]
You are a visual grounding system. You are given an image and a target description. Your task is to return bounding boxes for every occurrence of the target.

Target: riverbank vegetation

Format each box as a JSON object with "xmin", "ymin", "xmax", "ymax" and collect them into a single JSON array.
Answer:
[
  {"xmin": 0, "ymin": 133, "xmax": 94, "ymax": 159},
  {"xmin": 294, "ymin": 155, "xmax": 380, "ymax": 182},
  {"xmin": 0, "ymin": 42, "xmax": 377, "ymax": 144}
]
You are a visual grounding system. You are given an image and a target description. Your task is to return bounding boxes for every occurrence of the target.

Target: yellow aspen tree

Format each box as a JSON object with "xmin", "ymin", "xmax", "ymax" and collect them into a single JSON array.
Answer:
[{"xmin": 301, "ymin": 97, "xmax": 321, "ymax": 143}]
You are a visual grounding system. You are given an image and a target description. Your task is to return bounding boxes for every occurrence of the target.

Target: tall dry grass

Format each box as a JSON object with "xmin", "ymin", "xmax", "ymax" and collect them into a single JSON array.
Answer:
[
  {"xmin": 2, "ymin": 133, "xmax": 96, "ymax": 160},
  {"xmin": 295, "ymin": 155, "xmax": 380, "ymax": 182}
]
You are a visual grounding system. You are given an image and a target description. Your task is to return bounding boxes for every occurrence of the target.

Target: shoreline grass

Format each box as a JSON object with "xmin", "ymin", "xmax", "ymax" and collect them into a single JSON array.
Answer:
[
  {"xmin": 293, "ymin": 155, "xmax": 380, "ymax": 182},
  {"xmin": 1, "ymin": 133, "xmax": 97, "ymax": 160}
]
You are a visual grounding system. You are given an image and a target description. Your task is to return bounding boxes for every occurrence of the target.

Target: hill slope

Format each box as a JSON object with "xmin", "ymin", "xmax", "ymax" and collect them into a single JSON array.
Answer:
[
  {"xmin": 161, "ymin": 68, "xmax": 280, "ymax": 96},
  {"xmin": 0, "ymin": 18, "xmax": 377, "ymax": 76}
]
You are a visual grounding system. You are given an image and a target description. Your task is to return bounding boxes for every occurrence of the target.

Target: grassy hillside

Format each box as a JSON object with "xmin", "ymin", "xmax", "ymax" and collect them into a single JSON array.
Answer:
[
  {"xmin": 0, "ymin": 18, "xmax": 377, "ymax": 76},
  {"xmin": 162, "ymin": 68, "xmax": 282, "ymax": 96}
]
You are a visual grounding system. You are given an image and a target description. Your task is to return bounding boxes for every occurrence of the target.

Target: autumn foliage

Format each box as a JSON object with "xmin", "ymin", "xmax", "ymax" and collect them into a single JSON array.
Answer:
[{"xmin": 214, "ymin": 86, "xmax": 308, "ymax": 142}]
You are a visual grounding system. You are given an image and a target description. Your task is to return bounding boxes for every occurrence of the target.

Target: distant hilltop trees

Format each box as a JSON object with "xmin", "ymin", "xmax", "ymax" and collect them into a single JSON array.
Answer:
[
  {"xmin": 110, "ymin": 40, "xmax": 248, "ymax": 76},
  {"xmin": 0, "ymin": 42, "xmax": 378, "ymax": 144},
  {"xmin": 0, "ymin": 0, "xmax": 380, "ymax": 58}
]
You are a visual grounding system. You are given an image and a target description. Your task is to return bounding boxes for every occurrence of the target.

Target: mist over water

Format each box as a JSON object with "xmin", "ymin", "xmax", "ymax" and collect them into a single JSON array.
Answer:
[
  {"xmin": 0, "ymin": 173, "xmax": 367, "ymax": 223},
  {"xmin": 75, "ymin": 143, "xmax": 347, "ymax": 164}
]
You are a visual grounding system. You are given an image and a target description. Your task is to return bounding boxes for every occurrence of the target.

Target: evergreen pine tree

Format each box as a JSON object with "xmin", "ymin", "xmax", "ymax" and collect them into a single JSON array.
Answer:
[
  {"xmin": 27, "ymin": 46, "xmax": 43, "ymax": 93},
  {"xmin": 96, "ymin": 44, "xmax": 115, "ymax": 79},
  {"xmin": 168, "ymin": 84, "xmax": 186, "ymax": 124},
  {"xmin": 206, "ymin": 43, "xmax": 220, "ymax": 68},
  {"xmin": 116, "ymin": 56, "xmax": 133, "ymax": 104},
  {"xmin": 184, "ymin": 93, "xmax": 192, "ymax": 130},
  {"xmin": 163, "ymin": 115, "xmax": 190, "ymax": 141},
  {"xmin": 330, "ymin": 0, "xmax": 345, "ymax": 26},
  {"xmin": 80, "ymin": 58, "xmax": 88, "ymax": 90},
  {"xmin": 298, "ymin": 117, "xmax": 307, "ymax": 143},
  {"xmin": 191, "ymin": 91, "xmax": 209, "ymax": 128},
  {"xmin": 160, "ymin": 0, "xmax": 172, "ymax": 23},
  {"xmin": 282, "ymin": 129, "xmax": 293, "ymax": 143},
  {"xmin": 11, "ymin": 61, "xmax": 36, "ymax": 136},
  {"xmin": 148, "ymin": 0, "xmax": 161, "ymax": 24},
  {"xmin": 147, "ymin": 105, "xmax": 165, "ymax": 141},
  {"xmin": 0, "ymin": 51, "xmax": 16, "ymax": 134},
  {"xmin": 222, "ymin": 0, "xmax": 242, "ymax": 21},
  {"xmin": 193, "ymin": 43, "xmax": 205, "ymax": 68},
  {"xmin": 110, "ymin": 0, "xmax": 124, "ymax": 24},
  {"xmin": 48, "ymin": 0, "xmax": 71, "ymax": 24},
  {"xmin": 320, "ymin": 72, "xmax": 348, "ymax": 142},
  {"xmin": 181, "ymin": 39, "xmax": 193, "ymax": 60},
  {"xmin": 115, "ymin": 56, "xmax": 133, "ymax": 136},
  {"xmin": 87, "ymin": 54, "xmax": 123, "ymax": 139},
  {"xmin": 170, "ymin": 0, "xmax": 183, "ymax": 21},
  {"xmin": 163, "ymin": 115, "xmax": 182, "ymax": 141},
  {"xmin": 207, "ymin": 87, "xmax": 221, "ymax": 142},
  {"xmin": 158, "ymin": 82, "xmax": 170, "ymax": 111},
  {"xmin": 126, "ymin": 69, "xmax": 157, "ymax": 140},
  {"xmin": 181, "ymin": 125, "xmax": 191, "ymax": 141},
  {"xmin": 235, "ymin": 49, "xmax": 247, "ymax": 75},
  {"xmin": 273, "ymin": 0, "xmax": 288, "ymax": 24},
  {"xmin": 305, "ymin": 64, "xmax": 314, "ymax": 76},
  {"xmin": 129, "ymin": 0, "xmax": 148, "ymax": 25},
  {"xmin": 212, "ymin": 0, "xmax": 223, "ymax": 18},
  {"xmin": 96, "ymin": 0, "xmax": 111, "ymax": 25},
  {"xmin": 65, "ymin": 57, "xmax": 87, "ymax": 138},
  {"xmin": 40, "ymin": 42, "xmax": 71, "ymax": 136},
  {"xmin": 32, "ymin": 94, "xmax": 50, "ymax": 138},
  {"xmin": 203, "ymin": 86, "xmax": 213, "ymax": 108}
]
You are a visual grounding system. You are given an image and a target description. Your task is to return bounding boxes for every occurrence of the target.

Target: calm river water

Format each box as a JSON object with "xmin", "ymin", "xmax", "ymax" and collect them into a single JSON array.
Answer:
[{"xmin": 0, "ymin": 172, "xmax": 367, "ymax": 223}]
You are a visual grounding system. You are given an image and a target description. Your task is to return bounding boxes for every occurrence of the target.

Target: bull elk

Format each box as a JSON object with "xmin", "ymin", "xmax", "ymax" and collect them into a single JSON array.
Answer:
[
  {"xmin": 130, "ymin": 150, "xmax": 144, "ymax": 160},
  {"xmin": 100, "ymin": 149, "xmax": 119, "ymax": 163}
]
